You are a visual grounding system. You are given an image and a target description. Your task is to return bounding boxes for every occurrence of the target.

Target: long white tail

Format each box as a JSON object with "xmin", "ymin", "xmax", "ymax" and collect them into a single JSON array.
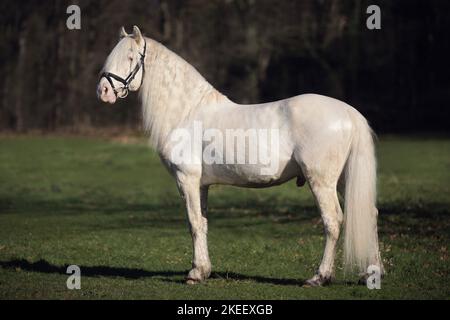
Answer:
[{"xmin": 343, "ymin": 111, "xmax": 380, "ymax": 274}]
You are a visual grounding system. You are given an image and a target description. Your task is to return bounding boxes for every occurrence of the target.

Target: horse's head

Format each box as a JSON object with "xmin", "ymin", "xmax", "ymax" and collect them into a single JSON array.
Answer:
[{"xmin": 97, "ymin": 26, "xmax": 146, "ymax": 104}]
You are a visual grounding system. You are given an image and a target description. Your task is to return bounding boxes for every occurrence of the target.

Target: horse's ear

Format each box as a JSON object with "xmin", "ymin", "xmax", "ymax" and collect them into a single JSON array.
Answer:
[
  {"xmin": 119, "ymin": 26, "xmax": 129, "ymax": 39},
  {"xmin": 132, "ymin": 25, "xmax": 143, "ymax": 44}
]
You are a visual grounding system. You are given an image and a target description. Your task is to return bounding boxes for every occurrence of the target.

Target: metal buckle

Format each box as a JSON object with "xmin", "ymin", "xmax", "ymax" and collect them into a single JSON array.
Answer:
[{"xmin": 118, "ymin": 88, "xmax": 129, "ymax": 99}]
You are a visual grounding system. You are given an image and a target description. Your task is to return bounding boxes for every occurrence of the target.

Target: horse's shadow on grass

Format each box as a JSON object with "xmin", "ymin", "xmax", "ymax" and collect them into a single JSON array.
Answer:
[{"xmin": 0, "ymin": 259, "xmax": 305, "ymax": 286}]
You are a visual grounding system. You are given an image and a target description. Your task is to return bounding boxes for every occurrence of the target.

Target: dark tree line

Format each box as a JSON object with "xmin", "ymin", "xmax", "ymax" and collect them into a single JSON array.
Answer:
[{"xmin": 0, "ymin": 0, "xmax": 449, "ymax": 133}]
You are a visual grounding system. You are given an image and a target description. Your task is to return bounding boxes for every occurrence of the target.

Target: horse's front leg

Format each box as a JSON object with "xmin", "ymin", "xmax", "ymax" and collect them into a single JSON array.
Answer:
[{"xmin": 176, "ymin": 174, "xmax": 211, "ymax": 284}]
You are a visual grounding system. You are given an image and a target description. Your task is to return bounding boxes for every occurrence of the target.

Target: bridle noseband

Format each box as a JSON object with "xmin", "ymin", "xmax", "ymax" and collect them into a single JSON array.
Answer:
[{"xmin": 100, "ymin": 39, "xmax": 147, "ymax": 98}]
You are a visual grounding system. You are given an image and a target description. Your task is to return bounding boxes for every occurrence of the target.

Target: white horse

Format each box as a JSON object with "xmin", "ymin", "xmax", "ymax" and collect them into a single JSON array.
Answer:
[{"xmin": 97, "ymin": 26, "xmax": 382, "ymax": 286}]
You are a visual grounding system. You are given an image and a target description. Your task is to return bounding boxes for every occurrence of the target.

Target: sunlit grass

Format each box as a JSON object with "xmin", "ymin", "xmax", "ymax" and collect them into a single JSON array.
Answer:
[{"xmin": 0, "ymin": 136, "xmax": 449, "ymax": 299}]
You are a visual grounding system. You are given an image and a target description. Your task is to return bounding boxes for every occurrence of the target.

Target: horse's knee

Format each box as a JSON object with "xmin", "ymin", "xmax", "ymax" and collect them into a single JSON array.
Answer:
[{"xmin": 189, "ymin": 216, "xmax": 208, "ymax": 236}]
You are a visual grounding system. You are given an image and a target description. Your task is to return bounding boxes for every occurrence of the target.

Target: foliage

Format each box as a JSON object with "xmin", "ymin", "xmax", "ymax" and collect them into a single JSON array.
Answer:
[{"xmin": 0, "ymin": 0, "xmax": 449, "ymax": 133}]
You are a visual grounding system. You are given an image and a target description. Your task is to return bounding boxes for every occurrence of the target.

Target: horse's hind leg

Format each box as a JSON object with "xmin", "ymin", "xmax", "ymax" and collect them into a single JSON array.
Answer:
[{"xmin": 305, "ymin": 179, "xmax": 343, "ymax": 286}]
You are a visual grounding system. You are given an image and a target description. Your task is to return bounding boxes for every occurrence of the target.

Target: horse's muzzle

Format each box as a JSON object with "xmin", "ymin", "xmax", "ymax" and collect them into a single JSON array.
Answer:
[{"xmin": 97, "ymin": 78, "xmax": 117, "ymax": 104}]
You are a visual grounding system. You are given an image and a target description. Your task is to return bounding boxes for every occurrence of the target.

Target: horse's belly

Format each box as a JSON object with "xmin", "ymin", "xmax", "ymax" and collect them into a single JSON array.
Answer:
[{"xmin": 201, "ymin": 158, "xmax": 302, "ymax": 187}]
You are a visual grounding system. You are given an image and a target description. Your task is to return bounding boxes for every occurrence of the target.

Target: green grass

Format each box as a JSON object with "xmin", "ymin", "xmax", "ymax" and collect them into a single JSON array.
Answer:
[{"xmin": 0, "ymin": 135, "xmax": 449, "ymax": 299}]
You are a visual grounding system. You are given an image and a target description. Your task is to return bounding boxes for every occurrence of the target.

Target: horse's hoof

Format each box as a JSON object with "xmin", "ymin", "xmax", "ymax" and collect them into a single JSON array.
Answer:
[
  {"xmin": 303, "ymin": 279, "xmax": 321, "ymax": 287},
  {"xmin": 304, "ymin": 274, "xmax": 331, "ymax": 287},
  {"xmin": 186, "ymin": 278, "xmax": 201, "ymax": 285},
  {"xmin": 186, "ymin": 266, "xmax": 210, "ymax": 285}
]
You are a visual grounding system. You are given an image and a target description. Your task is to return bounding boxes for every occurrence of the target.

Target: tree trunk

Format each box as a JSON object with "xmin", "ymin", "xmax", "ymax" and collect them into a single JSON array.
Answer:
[{"xmin": 14, "ymin": 35, "xmax": 26, "ymax": 132}]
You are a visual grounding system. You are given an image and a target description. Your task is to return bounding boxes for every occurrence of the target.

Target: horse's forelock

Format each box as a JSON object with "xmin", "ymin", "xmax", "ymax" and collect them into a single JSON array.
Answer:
[{"xmin": 103, "ymin": 37, "xmax": 136, "ymax": 73}]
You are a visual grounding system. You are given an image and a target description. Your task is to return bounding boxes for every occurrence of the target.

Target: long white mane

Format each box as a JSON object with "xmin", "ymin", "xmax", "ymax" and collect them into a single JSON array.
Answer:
[{"xmin": 140, "ymin": 38, "xmax": 228, "ymax": 149}]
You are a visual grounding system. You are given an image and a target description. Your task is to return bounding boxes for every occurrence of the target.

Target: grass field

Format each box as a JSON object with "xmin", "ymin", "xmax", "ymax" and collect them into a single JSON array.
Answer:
[{"xmin": 0, "ymin": 135, "xmax": 449, "ymax": 299}]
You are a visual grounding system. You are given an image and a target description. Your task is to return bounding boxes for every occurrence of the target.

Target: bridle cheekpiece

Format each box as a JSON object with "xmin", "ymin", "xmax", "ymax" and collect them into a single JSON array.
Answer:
[{"xmin": 100, "ymin": 39, "xmax": 147, "ymax": 98}]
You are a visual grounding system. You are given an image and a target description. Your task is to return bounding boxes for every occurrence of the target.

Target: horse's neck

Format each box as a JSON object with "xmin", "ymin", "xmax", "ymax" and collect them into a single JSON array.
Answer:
[{"xmin": 140, "ymin": 38, "xmax": 229, "ymax": 150}]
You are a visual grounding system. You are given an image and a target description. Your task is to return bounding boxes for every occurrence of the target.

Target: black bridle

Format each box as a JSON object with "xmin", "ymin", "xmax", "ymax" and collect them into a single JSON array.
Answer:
[{"xmin": 100, "ymin": 39, "xmax": 147, "ymax": 98}]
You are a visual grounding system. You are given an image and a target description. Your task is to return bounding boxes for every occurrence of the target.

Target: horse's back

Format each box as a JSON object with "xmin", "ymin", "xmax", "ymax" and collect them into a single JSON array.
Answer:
[{"xmin": 227, "ymin": 93, "xmax": 358, "ymax": 135}]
